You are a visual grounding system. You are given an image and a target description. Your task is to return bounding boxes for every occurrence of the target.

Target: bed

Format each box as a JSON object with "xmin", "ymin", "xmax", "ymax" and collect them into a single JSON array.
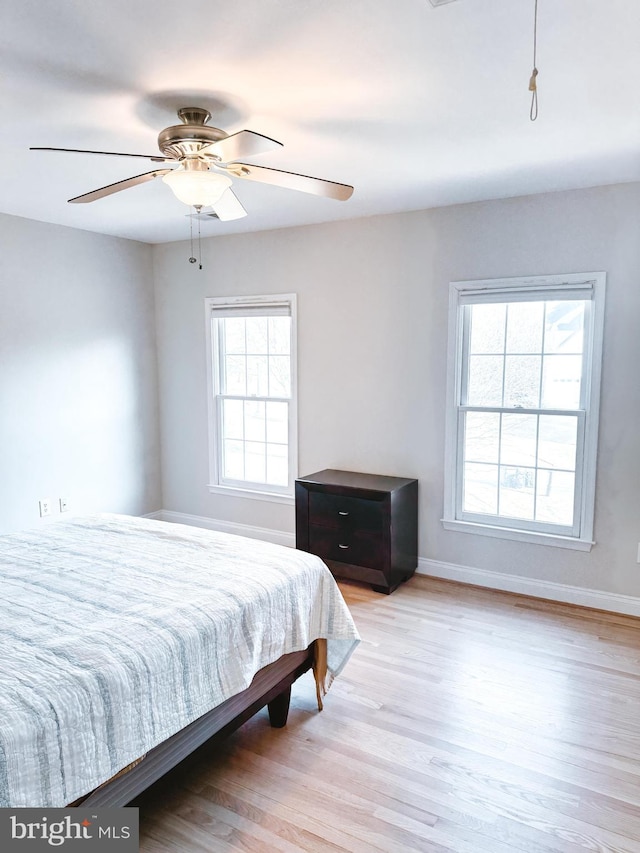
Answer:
[{"xmin": 0, "ymin": 514, "xmax": 360, "ymax": 808}]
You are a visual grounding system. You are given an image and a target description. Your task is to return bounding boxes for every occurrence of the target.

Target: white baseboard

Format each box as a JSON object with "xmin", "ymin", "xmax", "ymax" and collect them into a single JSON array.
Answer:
[
  {"xmin": 145, "ymin": 510, "xmax": 640, "ymax": 618},
  {"xmin": 146, "ymin": 510, "xmax": 295, "ymax": 549},
  {"xmin": 417, "ymin": 556, "xmax": 640, "ymax": 618}
]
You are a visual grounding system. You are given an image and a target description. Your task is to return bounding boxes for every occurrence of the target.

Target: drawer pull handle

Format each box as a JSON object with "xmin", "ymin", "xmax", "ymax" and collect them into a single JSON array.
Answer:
[
  {"xmin": 338, "ymin": 544, "xmax": 350, "ymax": 550},
  {"xmin": 338, "ymin": 511, "xmax": 350, "ymax": 516}
]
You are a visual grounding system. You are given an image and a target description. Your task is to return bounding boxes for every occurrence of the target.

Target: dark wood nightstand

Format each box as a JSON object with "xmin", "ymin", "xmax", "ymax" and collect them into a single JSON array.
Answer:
[{"xmin": 295, "ymin": 469, "xmax": 418, "ymax": 594}]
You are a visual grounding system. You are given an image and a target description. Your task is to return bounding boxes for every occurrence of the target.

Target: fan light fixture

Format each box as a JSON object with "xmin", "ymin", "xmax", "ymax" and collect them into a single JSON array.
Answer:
[{"xmin": 162, "ymin": 166, "xmax": 232, "ymax": 207}]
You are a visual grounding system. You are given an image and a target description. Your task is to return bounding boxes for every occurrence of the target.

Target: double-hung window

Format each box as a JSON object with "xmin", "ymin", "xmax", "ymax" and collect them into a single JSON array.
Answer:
[
  {"xmin": 206, "ymin": 294, "xmax": 297, "ymax": 502},
  {"xmin": 443, "ymin": 273, "xmax": 606, "ymax": 550}
]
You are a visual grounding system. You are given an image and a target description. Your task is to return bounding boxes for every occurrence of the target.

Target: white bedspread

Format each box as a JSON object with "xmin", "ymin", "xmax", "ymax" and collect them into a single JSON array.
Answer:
[{"xmin": 0, "ymin": 514, "xmax": 359, "ymax": 807}]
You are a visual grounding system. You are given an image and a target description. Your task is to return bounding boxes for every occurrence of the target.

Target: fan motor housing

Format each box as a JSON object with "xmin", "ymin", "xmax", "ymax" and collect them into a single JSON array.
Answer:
[{"xmin": 158, "ymin": 108, "xmax": 229, "ymax": 160}]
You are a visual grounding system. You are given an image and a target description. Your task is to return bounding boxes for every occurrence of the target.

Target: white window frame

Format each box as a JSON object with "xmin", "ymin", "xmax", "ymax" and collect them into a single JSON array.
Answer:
[
  {"xmin": 205, "ymin": 293, "xmax": 298, "ymax": 505},
  {"xmin": 442, "ymin": 272, "xmax": 606, "ymax": 551}
]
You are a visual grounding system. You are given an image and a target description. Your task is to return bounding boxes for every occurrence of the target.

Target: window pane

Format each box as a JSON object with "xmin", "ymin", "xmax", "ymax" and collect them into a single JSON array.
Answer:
[
  {"xmin": 469, "ymin": 304, "xmax": 506, "ymax": 354},
  {"xmin": 506, "ymin": 302, "xmax": 544, "ymax": 354},
  {"xmin": 269, "ymin": 355, "xmax": 291, "ymax": 398},
  {"xmin": 500, "ymin": 413, "xmax": 537, "ymax": 467},
  {"xmin": 266, "ymin": 443, "xmax": 288, "ymax": 486},
  {"xmin": 245, "ymin": 317, "xmax": 268, "ymax": 354},
  {"xmin": 247, "ymin": 355, "xmax": 269, "ymax": 396},
  {"xmin": 244, "ymin": 400, "xmax": 265, "ymax": 442},
  {"xmin": 269, "ymin": 317, "xmax": 291, "ymax": 355},
  {"xmin": 463, "ymin": 463, "xmax": 498, "ymax": 514},
  {"xmin": 245, "ymin": 441, "xmax": 266, "ymax": 483},
  {"xmin": 541, "ymin": 355, "xmax": 582, "ymax": 409},
  {"xmin": 538, "ymin": 416, "xmax": 577, "ymax": 471},
  {"xmin": 467, "ymin": 355, "xmax": 504, "ymax": 406},
  {"xmin": 222, "ymin": 399, "xmax": 243, "ymax": 440},
  {"xmin": 536, "ymin": 470, "xmax": 575, "ymax": 525},
  {"xmin": 464, "ymin": 412, "xmax": 499, "ymax": 463},
  {"xmin": 223, "ymin": 439, "xmax": 244, "ymax": 480},
  {"xmin": 266, "ymin": 401, "xmax": 288, "ymax": 444},
  {"xmin": 223, "ymin": 318, "xmax": 245, "ymax": 354},
  {"xmin": 544, "ymin": 301, "xmax": 585, "ymax": 354},
  {"xmin": 503, "ymin": 355, "xmax": 541, "ymax": 408},
  {"xmin": 224, "ymin": 355, "xmax": 246, "ymax": 396},
  {"xmin": 499, "ymin": 466, "xmax": 535, "ymax": 520}
]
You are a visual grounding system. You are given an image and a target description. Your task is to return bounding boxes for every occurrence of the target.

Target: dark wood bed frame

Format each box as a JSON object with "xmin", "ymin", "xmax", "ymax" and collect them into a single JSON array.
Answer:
[{"xmin": 76, "ymin": 645, "xmax": 313, "ymax": 807}]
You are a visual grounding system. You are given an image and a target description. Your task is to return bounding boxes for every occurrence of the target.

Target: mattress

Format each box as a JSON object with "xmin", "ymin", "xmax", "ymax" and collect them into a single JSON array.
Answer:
[{"xmin": 0, "ymin": 514, "xmax": 360, "ymax": 807}]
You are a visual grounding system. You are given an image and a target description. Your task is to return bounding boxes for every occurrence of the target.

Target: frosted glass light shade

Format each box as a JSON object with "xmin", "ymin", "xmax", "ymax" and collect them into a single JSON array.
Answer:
[{"xmin": 162, "ymin": 169, "xmax": 232, "ymax": 207}]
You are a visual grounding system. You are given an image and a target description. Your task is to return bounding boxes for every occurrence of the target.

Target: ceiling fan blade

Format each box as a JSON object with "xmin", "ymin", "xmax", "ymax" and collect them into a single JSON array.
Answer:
[
  {"xmin": 68, "ymin": 169, "xmax": 172, "ymax": 203},
  {"xmin": 209, "ymin": 188, "xmax": 248, "ymax": 221},
  {"xmin": 228, "ymin": 163, "xmax": 354, "ymax": 201},
  {"xmin": 198, "ymin": 130, "xmax": 283, "ymax": 162},
  {"xmin": 31, "ymin": 147, "xmax": 171, "ymax": 163}
]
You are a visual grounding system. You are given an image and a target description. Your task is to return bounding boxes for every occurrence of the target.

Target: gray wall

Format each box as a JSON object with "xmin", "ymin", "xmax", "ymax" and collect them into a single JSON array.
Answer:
[
  {"xmin": 153, "ymin": 182, "xmax": 640, "ymax": 599},
  {"xmin": 0, "ymin": 214, "xmax": 161, "ymax": 532}
]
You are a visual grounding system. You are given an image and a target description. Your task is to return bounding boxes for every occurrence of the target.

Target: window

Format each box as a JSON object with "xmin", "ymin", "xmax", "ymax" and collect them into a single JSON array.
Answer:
[
  {"xmin": 443, "ymin": 273, "xmax": 606, "ymax": 550},
  {"xmin": 205, "ymin": 294, "xmax": 297, "ymax": 502}
]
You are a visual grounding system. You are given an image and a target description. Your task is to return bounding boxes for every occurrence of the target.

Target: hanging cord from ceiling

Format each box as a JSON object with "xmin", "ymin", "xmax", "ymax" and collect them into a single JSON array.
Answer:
[
  {"xmin": 188, "ymin": 205, "xmax": 204, "ymax": 269},
  {"xmin": 529, "ymin": 0, "xmax": 539, "ymax": 121}
]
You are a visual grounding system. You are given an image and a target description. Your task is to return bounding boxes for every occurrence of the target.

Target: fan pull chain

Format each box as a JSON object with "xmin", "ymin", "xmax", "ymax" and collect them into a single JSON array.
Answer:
[
  {"xmin": 529, "ymin": 0, "xmax": 539, "ymax": 121},
  {"xmin": 189, "ymin": 209, "xmax": 196, "ymax": 264},
  {"xmin": 187, "ymin": 206, "xmax": 203, "ymax": 268}
]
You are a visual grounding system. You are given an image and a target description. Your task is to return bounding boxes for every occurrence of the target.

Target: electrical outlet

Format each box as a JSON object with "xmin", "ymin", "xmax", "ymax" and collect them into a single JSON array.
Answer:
[
  {"xmin": 59, "ymin": 498, "xmax": 69, "ymax": 513},
  {"xmin": 39, "ymin": 498, "xmax": 52, "ymax": 517}
]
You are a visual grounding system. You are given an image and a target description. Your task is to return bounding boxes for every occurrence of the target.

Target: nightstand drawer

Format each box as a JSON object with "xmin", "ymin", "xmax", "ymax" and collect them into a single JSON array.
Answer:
[
  {"xmin": 309, "ymin": 526, "xmax": 384, "ymax": 570},
  {"xmin": 309, "ymin": 492, "xmax": 383, "ymax": 533}
]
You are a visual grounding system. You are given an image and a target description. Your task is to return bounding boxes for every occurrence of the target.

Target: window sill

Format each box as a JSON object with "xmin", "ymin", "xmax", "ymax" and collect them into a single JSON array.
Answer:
[
  {"xmin": 441, "ymin": 518, "xmax": 594, "ymax": 551},
  {"xmin": 207, "ymin": 484, "xmax": 294, "ymax": 506}
]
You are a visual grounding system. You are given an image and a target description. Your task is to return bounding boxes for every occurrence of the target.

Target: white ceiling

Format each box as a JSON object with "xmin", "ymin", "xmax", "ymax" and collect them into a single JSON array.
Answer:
[{"xmin": 2, "ymin": 0, "xmax": 639, "ymax": 244}]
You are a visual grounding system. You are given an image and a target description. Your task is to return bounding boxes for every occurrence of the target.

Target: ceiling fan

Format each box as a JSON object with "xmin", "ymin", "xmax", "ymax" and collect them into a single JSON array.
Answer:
[{"xmin": 30, "ymin": 107, "xmax": 354, "ymax": 221}]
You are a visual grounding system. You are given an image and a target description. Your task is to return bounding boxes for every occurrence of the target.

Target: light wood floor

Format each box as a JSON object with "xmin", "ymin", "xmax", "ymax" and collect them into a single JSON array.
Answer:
[{"xmin": 136, "ymin": 576, "xmax": 640, "ymax": 852}]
